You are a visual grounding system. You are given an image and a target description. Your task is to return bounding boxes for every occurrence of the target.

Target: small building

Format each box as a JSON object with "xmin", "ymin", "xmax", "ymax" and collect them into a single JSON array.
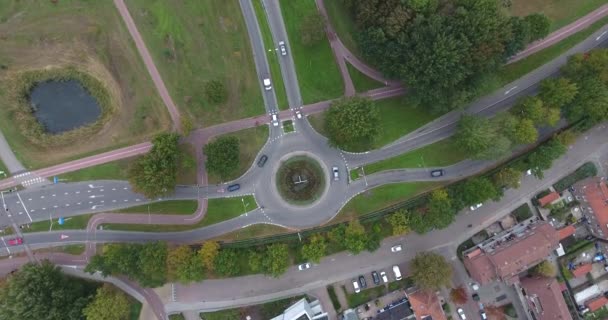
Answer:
[
  {"xmin": 463, "ymin": 220, "xmax": 560, "ymax": 284},
  {"xmin": 571, "ymin": 263, "xmax": 593, "ymax": 278},
  {"xmin": 586, "ymin": 296, "xmax": 608, "ymax": 312},
  {"xmin": 573, "ymin": 177, "xmax": 608, "ymax": 239},
  {"xmin": 539, "ymin": 191, "xmax": 561, "ymax": 207},
  {"xmin": 558, "ymin": 225, "xmax": 576, "ymax": 240},
  {"xmin": 520, "ymin": 276, "xmax": 572, "ymax": 320},
  {"xmin": 270, "ymin": 298, "xmax": 329, "ymax": 320},
  {"xmin": 408, "ymin": 290, "xmax": 447, "ymax": 320},
  {"xmin": 341, "ymin": 309, "xmax": 359, "ymax": 320}
]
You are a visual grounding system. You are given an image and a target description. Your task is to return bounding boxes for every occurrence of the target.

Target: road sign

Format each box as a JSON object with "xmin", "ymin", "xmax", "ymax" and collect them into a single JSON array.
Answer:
[
  {"xmin": 53, "ymin": 176, "xmax": 58, "ymax": 184},
  {"xmin": 58, "ymin": 217, "xmax": 64, "ymax": 225},
  {"xmin": 60, "ymin": 234, "xmax": 69, "ymax": 240}
]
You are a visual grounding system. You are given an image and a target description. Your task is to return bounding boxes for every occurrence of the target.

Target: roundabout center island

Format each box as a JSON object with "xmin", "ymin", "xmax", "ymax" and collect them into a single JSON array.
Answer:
[{"xmin": 275, "ymin": 155, "xmax": 327, "ymax": 206}]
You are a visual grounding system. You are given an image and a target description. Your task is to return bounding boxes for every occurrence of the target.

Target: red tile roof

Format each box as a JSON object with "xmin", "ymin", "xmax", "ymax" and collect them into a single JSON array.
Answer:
[
  {"xmin": 572, "ymin": 263, "xmax": 593, "ymax": 278},
  {"xmin": 521, "ymin": 277, "xmax": 572, "ymax": 320},
  {"xmin": 558, "ymin": 225, "xmax": 576, "ymax": 240},
  {"xmin": 408, "ymin": 290, "xmax": 447, "ymax": 320},
  {"xmin": 463, "ymin": 222, "xmax": 559, "ymax": 284},
  {"xmin": 576, "ymin": 177, "xmax": 608, "ymax": 238},
  {"xmin": 586, "ymin": 296, "xmax": 608, "ymax": 312},
  {"xmin": 539, "ymin": 192, "xmax": 560, "ymax": 207}
]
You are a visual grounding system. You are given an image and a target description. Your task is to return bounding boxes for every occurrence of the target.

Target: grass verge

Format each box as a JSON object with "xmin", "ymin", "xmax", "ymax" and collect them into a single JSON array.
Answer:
[
  {"xmin": 283, "ymin": 120, "xmax": 294, "ymax": 133},
  {"xmin": 0, "ymin": 159, "xmax": 7, "ymax": 177},
  {"xmin": 22, "ymin": 214, "xmax": 94, "ymax": 233},
  {"xmin": 361, "ymin": 138, "xmax": 468, "ymax": 175},
  {"xmin": 210, "ymin": 224, "xmax": 291, "ymax": 242},
  {"xmin": 116, "ymin": 200, "xmax": 198, "ymax": 215},
  {"xmin": 252, "ymin": 0, "xmax": 289, "ymax": 110},
  {"xmin": 323, "ymin": 0, "xmax": 360, "ymax": 56},
  {"xmin": 207, "ymin": 125, "xmax": 269, "ymax": 184},
  {"xmin": 176, "ymin": 143, "xmax": 198, "ymax": 185},
  {"xmin": 509, "ymin": 0, "xmax": 608, "ymax": 31},
  {"xmin": 102, "ymin": 196, "xmax": 257, "ymax": 232},
  {"xmin": 128, "ymin": 298, "xmax": 142, "ymax": 320},
  {"xmin": 344, "ymin": 285, "xmax": 387, "ymax": 309},
  {"xmin": 125, "ymin": 0, "xmax": 264, "ymax": 126},
  {"xmin": 280, "ymin": 0, "xmax": 343, "ymax": 103},
  {"xmin": 58, "ymin": 157, "xmax": 137, "ymax": 182},
  {"xmin": 347, "ymin": 62, "xmax": 385, "ymax": 93}
]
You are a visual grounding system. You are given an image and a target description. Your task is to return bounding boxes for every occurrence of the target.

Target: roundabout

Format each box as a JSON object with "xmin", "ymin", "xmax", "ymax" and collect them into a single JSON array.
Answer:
[{"xmin": 275, "ymin": 155, "xmax": 326, "ymax": 206}]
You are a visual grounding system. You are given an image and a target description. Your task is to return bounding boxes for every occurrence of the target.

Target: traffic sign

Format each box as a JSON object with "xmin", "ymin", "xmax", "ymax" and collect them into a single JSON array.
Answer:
[
  {"xmin": 58, "ymin": 217, "xmax": 65, "ymax": 225},
  {"xmin": 53, "ymin": 176, "xmax": 58, "ymax": 184}
]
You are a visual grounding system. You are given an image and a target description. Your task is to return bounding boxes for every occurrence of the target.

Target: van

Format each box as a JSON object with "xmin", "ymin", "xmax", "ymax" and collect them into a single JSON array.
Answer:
[{"xmin": 393, "ymin": 265, "xmax": 402, "ymax": 280}]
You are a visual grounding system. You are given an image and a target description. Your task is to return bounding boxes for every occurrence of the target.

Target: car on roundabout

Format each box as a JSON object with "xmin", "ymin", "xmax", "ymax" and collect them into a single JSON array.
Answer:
[
  {"xmin": 391, "ymin": 244, "xmax": 402, "ymax": 252},
  {"xmin": 257, "ymin": 155, "xmax": 268, "ymax": 167},
  {"xmin": 227, "ymin": 184, "xmax": 240, "ymax": 192},
  {"xmin": 298, "ymin": 263, "xmax": 310, "ymax": 271},
  {"xmin": 332, "ymin": 166, "xmax": 339, "ymax": 181}
]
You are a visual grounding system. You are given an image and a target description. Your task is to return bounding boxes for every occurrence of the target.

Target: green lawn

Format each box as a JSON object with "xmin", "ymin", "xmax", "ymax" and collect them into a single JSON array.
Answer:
[
  {"xmin": 60, "ymin": 244, "xmax": 86, "ymax": 255},
  {"xmin": 338, "ymin": 182, "xmax": 439, "ymax": 220},
  {"xmin": 102, "ymin": 196, "xmax": 257, "ymax": 232},
  {"xmin": 125, "ymin": 0, "xmax": 264, "ymax": 126},
  {"xmin": 308, "ymin": 96, "xmax": 439, "ymax": 151},
  {"xmin": 58, "ymin": 157, "xmax": 137, "ymax": 182},
  {"xmin": 207, "ymin": 125, "xmax": 269, "ymax": 184},
  {"xmin": 509, "ymin": 0, "xmax": 608, "ymax": 31},
  {"xmin": 128, "ymin": 299, "xmax": 142, "ymax": 320},
  {"xmin": 252, "ymin": 0, "xmax": 289, "ymax": 110},
  {"xmin": 362, "ymin": 138, "xmax": 468, "ymax": 176},
  {"xmin": 345, "ymin": 285, "xmax": 388, "ymax": 308},
  {"xmin": 347, "ymin": 63, "xmax": 385, "ymax": 93},
  {"xmin": 279, "ymin": 0, "xmax": 343, "ymax": 104},
  {"xmin": 323, "ymin": 0, "xmax": 360, "ymax": 57},
  {"xmin": 211, "ymin": 223, "xmax": 290, "ymax": 242},
  {"xmin": 22, "ymin": 214, "xmax": 94, "ymax": 233},
  {"xmin": 116, "ymin": 200, "xmax": 198, "ymax": 215},
  {"xmin": 176, "ymin": 143, "xmax": 198, "ymax": 185},
  {"xmin": 283, "ymin": 120, "xmax": 294, "ymax": 133},
  {"xmin": 0, "ymin": 159, "xmax": 7, "ymax": 177}
]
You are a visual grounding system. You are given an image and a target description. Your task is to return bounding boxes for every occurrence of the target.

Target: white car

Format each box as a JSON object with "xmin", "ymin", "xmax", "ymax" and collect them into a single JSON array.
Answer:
[
  {"xmin": 263, "ymin": 78, "xmax": 272, "ymax": 91},
  {"xmin": 391, "ymin": 244, "xmax": 402, "ymax": 252},
  {"xmin": 332, "ymin": 166, "xmax": 339, "ymax": 181},
  {"xmin": 279, "ymin": 41, "xmax": 287, "ymax": 56},
  {"xmin": 380, "ymin": 271, "xmax": 388, "ymax": 283},
  {"xmin": 295, "ymin": 110, "xmax": 302, "ymax": 119},
  {"xmin": 298, "ymin": 263, "xmax": 310, "ymax": 270},
  {"xmin": 470, "ymin": 203, "xmax": 482, "ymax": 211},
  {"xmin": 271, "ymin": 114, "xmax": 279, "ymax": 127},
  {"xmin": 457, "ymin": 308, "xmax": 467, "ymax": 320},
  {"xmin": 352, "ymin": 280, "xmax": 360, "ymax": 293}
]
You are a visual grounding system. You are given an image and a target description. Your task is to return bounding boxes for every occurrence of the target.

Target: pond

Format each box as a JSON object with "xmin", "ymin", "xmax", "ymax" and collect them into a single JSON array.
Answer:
[{"xmin": 29, "ymin": 80, "xmax": 102, "ymax": 134}]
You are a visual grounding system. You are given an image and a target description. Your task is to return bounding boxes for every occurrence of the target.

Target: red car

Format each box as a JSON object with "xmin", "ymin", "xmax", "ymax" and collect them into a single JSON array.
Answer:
[{"xmin": 7, "ymin": 237, "xmax": 23, "ymax": 246}]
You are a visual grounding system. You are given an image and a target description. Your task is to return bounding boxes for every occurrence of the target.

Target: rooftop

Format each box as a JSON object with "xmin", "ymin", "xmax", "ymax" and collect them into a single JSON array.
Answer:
[
  {"xmin": 571, "ymin": 263, "xmax": 593, "ymax": 278},
  {"xmin": 521, "ymin": 276, "xmax": 572, "ymax": 320},
  {"xmin": 408, "ymin": 290, "xmax": 446, "ymax": 320},
  {"xmin": 574, "ymin": 177, "xmax": 608, "ymax": 239},
  {"xmin": 539, "ymin": 192, "xmax": 561, "ymax": 207},
  {"xmin": 586, "ymin": 296, "xmax": 608, "ymax": 312},
  {"xmin": 558, "ymin": 225, "xmax": 576, "ymax": 240}
]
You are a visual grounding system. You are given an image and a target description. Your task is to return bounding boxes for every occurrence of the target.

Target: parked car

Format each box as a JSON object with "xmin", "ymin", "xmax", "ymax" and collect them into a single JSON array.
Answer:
[
  {"xmin": 352, "ymin": 280, "xmax": 360, "ymax": 293},
  {"xmin": 263, "ymin": 78, "xmax": 272, "ymax": 90},
  {"xmin": 380, "ymin": 271, "xmax": 388, "ymax": 283},
  {"xmin": 430, "ymin": 169, "xmax": 444, "ymax": 177},
  {"xmin": 457, "ymin": 308, "xmax": 467, "ymax": 320},
  {"xmin": 359, "ymin": 275, "xmax": 367, "ymax": 289},
  {"xmin": 271, "ymin": 114, "xmax": 279, "ymax": 127},
  {"xmin": 279, "ymin": 41, "xmax": 287, "ymax": 56},
  {"xmin": 392, "ymin": 265, "xmax": 402, "ymax": 281},
  {"xmin": 227, "ymin": 184, "xmax": 240, "ymax": 192},
  {"xmin": 391, "ymin": 244, "xmax": 402, "ymax": 252},
  {"xmin": 257, "ymin": 155, "xmax": 268, "ymax": 167},
  {"xmin": 298, "ymin": 263, "xmax": 310, "ymax": 271},
  {"xmin": 472, "ymin": 293, "xmax": 480, "ymax": 301},
  {"xmin": 480, "ymin": 310, "xmax": 487, "ymax": 320},
  {"xmin": 371, "ymin": 271, "xmax": 380, "ymax": 285},
  {"xmin": 470, "ymin": 203, "xmax": 483, "ymax": 211},
  {"xmin": 7, "ymin": 237, "xmax": 22, "ymax": 246},
  {"xmin": 332, "ymin": 166, "xmax": 339, "ymax": 181}
]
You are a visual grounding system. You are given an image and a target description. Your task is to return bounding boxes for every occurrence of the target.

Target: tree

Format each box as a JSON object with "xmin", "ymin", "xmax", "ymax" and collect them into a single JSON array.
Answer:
[
  {"xmin": 365, "ymin": 223, "xmax": 382, "ymax": 252},
  {"xmin": 527, "ymin": 138, "xmax": 567, "ymax": 178},
  {"xmin": 262, "ymin": 244, "xmax": 290, "ymax": 277},
  {"xmin": 504, "ymin": 16, "xmax": 530, "ymax": 58},
  {"xmin": 248, "ymin": 250, "xmax": 263, "ymax": 273},
  {"xmin": 204, "ymin": 80, "xmax": 228, "ymax": 104},
  {"xmin": 83, "ymin": 284, "xmax": 131, "ymax": 320},
  {"xmin": 453, "ymin": 177, "xmax": 499, "ymax": 208},
  {"xmin": 344, "ymin": 220, "xmax": 368, "ymax": 254},
  {"xmin": 531, "ymin": 260, "xmax": 556, "ymax": 277},
  {"xmin": 328, "ymin": 224, "xmax": 346, "ymax": 247},
  {"xmin": 299, "ymin": 12, "xmax": 325, "ymax": 46},
  {"xmin": 410, "ymin": 252, "xmax": 452, "ymax": 290},
  {"xmin": 426, "ymin": 189, "xmax": 455, "ymax": 229},
  {"xmin": 511, "ymin": 96, "xmax": 545, "ymax": 125},
  {"xmin": 135, "ymin": 242, "xmax": 168, "ymax": 287},
  {"xmin": 450, "ymin": 286, "xmax": 468, "ymax": 305},
  {"xmin": 454, "ymin": 115, "xmax": 500, "ymax": 159},
  {"xmin": 198, "ymin": 241, "xmax": 220, "ymax": 271},
  {"xmin": 180, "ymin": 114, "xmax": 193, "ymax": 137},
  {"xmin": 556, "ymin": 130, "xmax": 577, "ymax": 146},
  {"xmin": 128, "ymin": 133, "xmax": 180, "ymax": 198},
  {"xmin": 324, "ymin": 97, "xmax": 380, "ymax": 151},
  {"xmin": 167, "ymin": 245, "xmax": 203, "ymax": 283},
  {"xmin": 0, "ymin": 260, "xmax": 94, "ymax": 320},
  {"xmin": 214, "ymin": 249, "xmax": 241, "ymax": 277},
  {"xmin": 512, "ymin": 118, "xmax": 538, "ymax": 144},
  {"xmin": 387, "ymin": 209, "xmax": 410, "ymax": 236},
  {"xmin": 493, "ymin": 167, "xmax": 521, "ymax": 189},
  {"xmin": 539, "ymin": 78, "xmax": 578, "ymax": 109},
  {"xmin": 523, "ymin": 13, "xmax": 551, "ymax": 41},
  {"xmin": 204, "ymin": 136, "xmax": 240, "ymax": 180},
  {"xmin": 301, "ymin": 234, "xmax": 327, "ymax": 263}
]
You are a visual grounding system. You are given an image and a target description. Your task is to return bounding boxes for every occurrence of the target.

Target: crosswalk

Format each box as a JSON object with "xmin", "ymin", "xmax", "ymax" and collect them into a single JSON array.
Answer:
[{"xmin": 11, "ymin": 172, "xmax": 48, "ymax": 188}]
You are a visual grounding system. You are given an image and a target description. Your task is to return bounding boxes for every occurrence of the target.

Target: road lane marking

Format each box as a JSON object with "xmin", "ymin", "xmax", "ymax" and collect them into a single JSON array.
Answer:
[
  {"xmin": 1, "ymin": 237, "xmax": 10, "ymax": 254},
  {"xmin": 597, "ymin": 30, "xmax": 608, "ymax": 41},
  {"xmin": 15, "ymin": 192, "xmax": 33, "ymax": 222},
  {"xmin": 504, "ymin": 86, "xmax": 518, "ymax": 95}
]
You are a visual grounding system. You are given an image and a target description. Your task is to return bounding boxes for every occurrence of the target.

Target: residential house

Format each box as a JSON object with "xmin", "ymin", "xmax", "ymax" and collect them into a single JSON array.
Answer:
[
  {"xmin": 408, "ymin": 290, "xmax": 447, "ymax": 320},
  {"xmin": 270, "ymin": 298, "xmax": 329, "ymax": 320},
  {"xmin": 539, "ymin": 191, "xmax": 561, "ymax": 207},
  {"xmin": 573, "ymin": 177, "xmax": 608, "ymax": 239},
  {"xmin": 520, "ymin": 276, "xmax": 572, "ymax": 320}
]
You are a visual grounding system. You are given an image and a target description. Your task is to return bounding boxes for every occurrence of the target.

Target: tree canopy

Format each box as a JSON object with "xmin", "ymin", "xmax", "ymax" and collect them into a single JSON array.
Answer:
[
  {"xmin": 344, "ymin": 220, "xmax": 368, "ymax": 254},
  {"xmin": 128, "ymin": 133, "xmax": 180, "ymax": 198},
  {"xmin": 83, "ymin": 284, "xmax": 131, "ymax": 320},
  {"xmin": 204, "ymin": 136, "xmax": 240, "ymax": 180},
  {"xmin": 410, "ymin": 252, "xmax": 453, "ymax": 290},
  {"xmin": 262, "ymin": 244, "xmax": 290, "ymax": 277},
  {"xmin": 324, "ymin": 97, "xmax": 380, "ymax": 151},
  {"xmin": 301, "ymin": 234, "xmax": 327, "ymax": 263}
]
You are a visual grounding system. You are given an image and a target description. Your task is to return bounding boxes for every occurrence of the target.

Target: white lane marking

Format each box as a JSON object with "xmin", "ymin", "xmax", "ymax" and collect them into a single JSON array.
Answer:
[
  {"xmin": 40, "ymin": 196, "xmax": 44, "ymax": 199},
  {"xmin": 89, "ymin": 195, "xmax": 104, "ymax": 199},
  {"xmin": 504, "ymin": 86, "xmax": 518, "ymax": 95},
  {"xmin": 52, "ymin": 194, "xmax": 56, "ymax": 197},
  {"xmin": 77, "ymin": 202, "xmax": 81, "ymax": 205},
  {"xmin": 123, "ymin": 187, "xmax": 128, "ymax": 190},
  {"xmin": 65, "ymin": 204, "xmax": 70, "ymax": 207},
  {"xmin": 100, "ymin": 200, "xmax": 104, "ymax": 203},
  {"xmin": 112, "ymin": 188, "xmax": 116, "ymax": 191},
  {"xmin": 15, "ymin": 193, "xmax": 33, "ymax": 222},
  {"xmin": 135, "ymin": 199, "xmax": 141, "ymax": 202},
  {"xmin": 64, "ymin": 192, "xmax": 69, "ymax": 195},
  {"xmin": 91, "ymin": 205, "xmax": 103, "ymax": 210},
  {"xmin": 53, "ymin": 205, "xmax": 58, "ymax": 208},
  {"xmin": 1, "ymin": 237, "xmax": 11, "ymax": 254},
  {"xmin": 100, "ymin": 189, "xmax": 104, "ymax": 192},
  {"xmin": 75, "ymin": 191, "xmax": 80, "ymax": 194},
  {"xmin": 597, "ymin": 30, "xmax": 608, "ymax": 41},
  {"xmin": 112, "ymin": 200, "xmax": 117, "ymax": 203},
  {"xmin": 42, "ymin": 207, "xmax": 46, "ymax": 210},
  {"xmin": 28, "ymin": 198, "xmax": 32, "ymax": 201}
]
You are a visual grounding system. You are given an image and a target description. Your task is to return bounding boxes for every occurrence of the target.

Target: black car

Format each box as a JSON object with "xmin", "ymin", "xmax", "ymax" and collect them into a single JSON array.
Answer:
[
  {"xmin": 257, "ymin": 155, "xmax": 268, "ymax": 167},
  {"xmin": 472, "ymin": 293, "xmax": 480, "ymax": 301},
  {"xmin": 359, "ymin": 275, "xmax": 367, "ymax": 289},
  {"xmin": 371, "ymin": 271, "xmax": 380, "ymax": 285},
  {"xmin": 430, "ymin": 169, "xmax": 444, "ymax": 177},
  {"xmin": 227, "ymin": 184, "xmax": 240, "ymax": 192}
]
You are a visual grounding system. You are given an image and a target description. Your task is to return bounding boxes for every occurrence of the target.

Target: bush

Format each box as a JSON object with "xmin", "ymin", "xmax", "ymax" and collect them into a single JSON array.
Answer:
[
  {"xmin": 504, "ymin": 303, "xmax": 517, "ymax": 318},
  {"xmin": 327, "ymin": 286, "xmax": 341, "ymax": 311},
  {"xmin": 553, "ymin": 162, "xmax": 597, "ymax": 192},
  {"xmin": 204, "ymin": 80, "xmax": 228, "ymax": 104},
  {"xmin": 512, "ymin": 203, "xmax": 533, "ymax": 222}
]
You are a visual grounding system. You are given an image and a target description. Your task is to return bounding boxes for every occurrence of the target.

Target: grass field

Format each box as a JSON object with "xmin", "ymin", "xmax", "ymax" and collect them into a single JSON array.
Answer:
[
  {"xmin": 280, "ymin": 0, "xmax": 343, "ymax": 104},
  {"xmin": 362, "ymin": 138, "xmax": 468, "ymax": 175},
  {"xmin": 323, "ymin": 0, "xmax": 360, "ymax": 57},
  {"xmin": 283, "ymin": 120, "xmax": 294, "ymax": 133},
  {"xmin": 102, "ymin": 196, "xmax": 257, "ymax": 232},
  {"xmin": 59, "ymin": 157, "xmax": 137, "ymax": 182},
  {"xmin": 207, "ymin": 125, "xmax": 269, "ymax": 184},
  {"xmin": 252, "ymin": 0, "xmax": 288, "ymax": 110},
  {"xmin": 23, "ymin": 214, "xmax": 94, "ymax": 233},
  {"xmin": 116, "ymin": 200, "xmax": 198, "ymax": 215},
  {"xmin": 125, "ymin": 0, "xmax": 264, "ymax": 126},
  {"xmin": 336, "ymin": 182, "xmax": 439, "ymax": 221},
  {"xmin": 347, "ymin": 63, "xmax": 385, "ymax": 93},
  {"xmin": 210, "ymin": 223, "xmax": 291, "ymax": 242},
  {"xmin": 509, "ymin": 0, "xmax": 608, "ymax": 31},
  {"xmin": 308, "ymin": 96, "xmax": 439, "ymax": 151},
  {"xmin": 0, "ymin": 159, "xmax": 7, "ymax": 176},
  {"xmin": 176, "ymin": 143, "xmax": 197, "ymax": 185},
  {"xmin": 0, "ymin": 0, "xmax": 171, "ymax": 169}
]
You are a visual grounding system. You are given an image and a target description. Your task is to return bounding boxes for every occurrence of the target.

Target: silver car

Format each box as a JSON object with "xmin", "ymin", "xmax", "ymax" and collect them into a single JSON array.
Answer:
[
  {"xmin": 279, "ymin": 41, "xmax": 287, "ymax": 56},
  {"xmin": 332, "ymin": 166, "xmax": 339, "ymax": 181}
]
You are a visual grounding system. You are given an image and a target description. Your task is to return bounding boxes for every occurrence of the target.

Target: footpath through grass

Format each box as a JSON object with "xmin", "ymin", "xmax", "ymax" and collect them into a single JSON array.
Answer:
[
  {"xmin": 509, "ymin": 0, "xmax": 608, "ymax": 31},
  {"xmin": 102, "ymin": 196, "xmax": 257, "ymax": 232},
  {"xmin": 125, "ymin": 0, "xmax": 264, "ymax": 126},
  {"xmin": 361, "ymin": 138, "xmax": 468, "ymax": 176},
  {"xmin": 347, "ymin": 63, "xmax": 385, "ymax": 93},
  {"xmin": 207, "ymin": 125, "xmax": 269, "ymax": 184},
  {"xmin": 252, "ymin": 0, "xmax": 289, "ymax": 110},
  {"xmin": 280, "ymin": 0, "xmax": 343, "ymax": 104},
  {"xmin": 116, "ymin": 200, "xmax": 198, "ymax": 215}
]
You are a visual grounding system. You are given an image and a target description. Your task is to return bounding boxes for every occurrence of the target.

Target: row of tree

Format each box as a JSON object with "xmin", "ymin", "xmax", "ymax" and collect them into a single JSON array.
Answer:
[
  {"xmin": 344, "ymin": 0, "xmax": 551, "ymax": 113},
  {"xmin": 0, "ymin": 260, "xmax": 132, "ymax": 320}
]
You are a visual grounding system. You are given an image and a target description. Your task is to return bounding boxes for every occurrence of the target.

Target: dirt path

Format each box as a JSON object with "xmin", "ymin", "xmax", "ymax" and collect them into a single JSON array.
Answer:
[{"xmin": 113, "ymin": 0, "xmax": 181, "ymax": 131}]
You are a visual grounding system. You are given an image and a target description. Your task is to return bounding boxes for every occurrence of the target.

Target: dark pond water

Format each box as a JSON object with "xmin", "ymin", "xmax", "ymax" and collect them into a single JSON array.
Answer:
[{"xmin": 29, "ymin": 80, "xmax": 102, "ymax": 134}]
